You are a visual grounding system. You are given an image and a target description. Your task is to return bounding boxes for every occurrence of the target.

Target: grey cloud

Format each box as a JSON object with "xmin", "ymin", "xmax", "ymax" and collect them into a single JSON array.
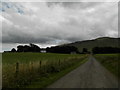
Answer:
[
  {"xmin": 1, "ymin": 2, "xmax": 118, "ymax": 51},
  {"xmin": 47, "ymin": 2, "xmax": 102, "ymax": 9},
  {"xmin": 2, "ymin": 28, "xmax": 54, "ymax": 44},
  {"xmin": 2, "ymin": 35, "xmax": 52, "ymax": 44}
]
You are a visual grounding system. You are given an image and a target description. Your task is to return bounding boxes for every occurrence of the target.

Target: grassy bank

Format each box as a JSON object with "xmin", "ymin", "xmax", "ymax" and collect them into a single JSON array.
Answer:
[
  {"xmin": 2, "ymin": 53, "xmax": 88, "ymax": 88},
  {"xmin": 94, "ymin": 54, "xmax": 119, "ymax": 78},
  {"xmin": 26, "ymin": 57, "xmax": 88, "ymax": 88}
]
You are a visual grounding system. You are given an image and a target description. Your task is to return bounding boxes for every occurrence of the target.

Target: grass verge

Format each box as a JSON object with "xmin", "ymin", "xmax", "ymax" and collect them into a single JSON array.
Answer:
[
  {"xmin": 25, "ymin": 58, "xmax": 88, "ymax": 88},
  {"xmin": 3, "ymin": 53, "xmax": 87, "ymax": 88},
  {"xmin": 94, "ymin": 54, "xmax": 119, "ymax": 78}
]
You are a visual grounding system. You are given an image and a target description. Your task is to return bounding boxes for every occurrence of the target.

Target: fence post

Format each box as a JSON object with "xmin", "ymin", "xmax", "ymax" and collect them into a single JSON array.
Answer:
[
  {"xmin": 31, "ymin": 62, "xmax": 33, "ymax": 70},
  {"xmin": 39, "ymin": 61, "xmax": 42, "ymax": 68},
  {"xmin": 39, "ymin": 61, "xmax": 42, "ymax": 73},
  {"xmin": 15, "ymin": 62, "xmax": 19, "ymax": 77}
]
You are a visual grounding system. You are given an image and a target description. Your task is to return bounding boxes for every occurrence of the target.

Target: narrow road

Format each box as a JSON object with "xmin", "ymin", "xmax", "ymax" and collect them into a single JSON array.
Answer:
[{"xmin": 48, "ymin": 56, "xmax": 118, "ymax": 88}]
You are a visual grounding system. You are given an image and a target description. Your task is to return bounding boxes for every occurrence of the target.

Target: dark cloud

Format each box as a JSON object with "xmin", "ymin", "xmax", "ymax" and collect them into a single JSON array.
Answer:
[
  {"xmin": 46, "ymin": 2, "xmax": 102, "ymax": 9},
  {"xmin": 1, "ymin": 2, "xmax": 118, "ymax": 51},
  {"xmin": 2, "ymin": 31, "xmax": 54, "ymax": 44}
]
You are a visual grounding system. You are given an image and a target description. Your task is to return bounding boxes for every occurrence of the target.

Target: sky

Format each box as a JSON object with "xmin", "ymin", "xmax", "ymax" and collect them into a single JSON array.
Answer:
[{"xmin": 0, "ymin": 0, "xmax": 119, "ymax": 52}]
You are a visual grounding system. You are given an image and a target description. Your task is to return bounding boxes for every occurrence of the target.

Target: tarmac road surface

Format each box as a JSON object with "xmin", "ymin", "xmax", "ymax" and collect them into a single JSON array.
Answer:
[{"xmin": 48, "ymin": 55, "xmax": 118, "ymax": 88}]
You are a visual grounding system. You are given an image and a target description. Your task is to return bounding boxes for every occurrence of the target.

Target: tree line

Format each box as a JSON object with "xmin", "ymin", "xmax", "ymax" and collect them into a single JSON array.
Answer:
[
  {"xmin": 7, "ymin": 43, "xmax": 120, "ymax": 54},
  {"xmin": 92, "ymin": 47, "xmax": 120, "ymax": 54},
  {"xmin": 11, "ymin": 43, "xmax": 41, "ymax": 52},
  {"xmin": 10, "ymin": 43, "xmax": 79, "ymax": 54},
  {"xmin": 46, "ymin": 46, "xmax": 79, "ymax": 54}
]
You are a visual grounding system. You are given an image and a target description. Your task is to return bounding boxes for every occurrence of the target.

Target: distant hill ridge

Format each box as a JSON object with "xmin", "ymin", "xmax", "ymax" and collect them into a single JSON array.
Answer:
[{"xmin": 61, "ymin": 37, "xmax": 120, "ymax": 52}]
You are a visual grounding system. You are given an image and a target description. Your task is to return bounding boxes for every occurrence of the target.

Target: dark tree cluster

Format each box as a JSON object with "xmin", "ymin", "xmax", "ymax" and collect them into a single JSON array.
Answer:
[
  {"xmin": 11, "ymin": 43, "xmax": 41, "ymax": 52},
  {"xmin": 11, "ymin": 48, "xmax": 16, "ymax": 52},
  {"xmin": 46, "ymin": 46, "xmax": 79, "ymax": 54},
  {"xmin": 82, "ymin": 48, "xmax": 89, "ymax": 54},
  {"xmin": 92, "ymin": 47, "xmax": 120, "ymax": 54}
]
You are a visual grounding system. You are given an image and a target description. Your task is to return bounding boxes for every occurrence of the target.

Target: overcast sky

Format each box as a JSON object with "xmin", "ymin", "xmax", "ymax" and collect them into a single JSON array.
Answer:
[{"xmin": 0, "ymin": 0, "xmax": 118, "ymax": 51}]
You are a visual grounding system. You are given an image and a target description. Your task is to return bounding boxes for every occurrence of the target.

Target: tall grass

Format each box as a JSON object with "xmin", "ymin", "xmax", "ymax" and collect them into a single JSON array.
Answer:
[
  {"xmin": 2, "ymin": 53, "xmax": 87, "ymax": 88},
  {"xmin": 94, "ymin": 54, "xmax": 119, "ymax": 78}
]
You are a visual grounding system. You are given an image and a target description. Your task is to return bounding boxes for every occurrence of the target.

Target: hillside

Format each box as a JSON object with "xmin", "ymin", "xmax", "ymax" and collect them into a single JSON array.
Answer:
[{"xmin": 62, "ymin": 37, "xmax": 119, "ymax": 52}]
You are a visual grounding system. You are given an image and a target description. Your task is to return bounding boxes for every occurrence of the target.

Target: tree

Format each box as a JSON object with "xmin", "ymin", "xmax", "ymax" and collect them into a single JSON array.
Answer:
[
  {"xmin": 82, "ymin": 48, "xmax": 88, "ymax": 54},
  {"xmin": 17, "ymin": 45, "xmax": 24, "ymax": 52},
  {"xmin": 11, "ymin": 48, "xmax": 16, "ymax": 52},
  {"xmin": 23, "ymin": 45, "xmax": 31, "ymax": 52},
  {"xmin": 46, "ymin": 46, "xmax": 79, "ymax": 54},
  {"xmin": 16, "ymin": 44, "xmax": 41, "ymax": 52},
  {"xmin": 29, "ymin": 43, "xmax": 41, "ymax": 52}
]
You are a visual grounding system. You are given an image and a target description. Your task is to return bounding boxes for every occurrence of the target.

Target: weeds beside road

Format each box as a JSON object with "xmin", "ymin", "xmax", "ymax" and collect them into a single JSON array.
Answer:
[
  {"xmin": 94, "ymin": 54, "xmax": 119, "ymax": 78},
  {"xmin": 2, "ymin": 53, "xmax": 88, "ymax": 88}
]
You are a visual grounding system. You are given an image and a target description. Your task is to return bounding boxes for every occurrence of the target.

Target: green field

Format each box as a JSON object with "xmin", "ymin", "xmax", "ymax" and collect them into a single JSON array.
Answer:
[
  {"xmin": 2, "ymin": 53, "xmax": 88, "ymax": 88},
  {"xmin": 94, "ymin": 54, "xmax": 119, "ymax": 78},
  {"xmin": 3, "ymin": 53, "xmax": 82, "ymax": 63}
]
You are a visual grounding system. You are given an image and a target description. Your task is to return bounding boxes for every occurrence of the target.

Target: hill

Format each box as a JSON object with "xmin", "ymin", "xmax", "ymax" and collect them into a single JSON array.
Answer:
[{"xmin": 62, "ymin": 37, "xmax": 120, "ymax": 52}]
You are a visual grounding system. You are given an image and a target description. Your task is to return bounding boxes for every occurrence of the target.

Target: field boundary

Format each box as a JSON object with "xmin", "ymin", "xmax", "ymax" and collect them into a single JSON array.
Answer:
[
  {"xmin": 26, "ymin": 57, "xmax": 88, "ymax": 88},
  {"xmin": 3, "ymin": 53, "xmax": 88, "ymax": 88}
]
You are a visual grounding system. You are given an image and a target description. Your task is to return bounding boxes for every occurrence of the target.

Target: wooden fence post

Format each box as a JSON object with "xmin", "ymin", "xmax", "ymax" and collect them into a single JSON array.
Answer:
[
  {"xmin": 39, "ymin": 61, "xmax": 42, "ymax": 68},
  {"xmin": 39, "ymin": 61, "xmax": 42, "ymax": 73},
  {"xmin": 15, "ymin": 62, "xmax": 19, "ymax": 77}
]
